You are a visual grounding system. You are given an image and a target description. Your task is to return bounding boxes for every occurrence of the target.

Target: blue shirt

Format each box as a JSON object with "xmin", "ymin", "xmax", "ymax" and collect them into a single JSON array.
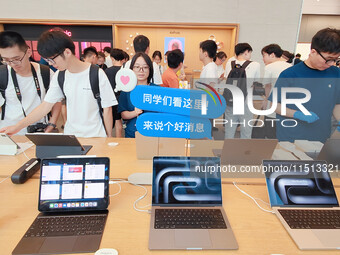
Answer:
[
  {"xmin": 269, "ymin": 62, "xmax": 340, "ymax": 142},
  {"xmin": 118, "ymin": 83, "xmax": 156, "ymax": 138}
]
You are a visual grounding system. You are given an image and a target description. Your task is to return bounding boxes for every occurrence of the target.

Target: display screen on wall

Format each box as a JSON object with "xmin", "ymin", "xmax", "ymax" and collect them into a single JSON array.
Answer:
[{"xmin": 164, "ymin": 37, "xmax": 185, "ymax": 53}]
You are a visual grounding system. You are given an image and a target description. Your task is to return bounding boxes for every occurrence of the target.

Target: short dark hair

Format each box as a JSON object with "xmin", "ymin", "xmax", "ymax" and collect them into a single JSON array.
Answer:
[
  {"xmin": 214, "ymin": 51, "xmax": 227, "ymax": 61},
  {"xmin": 130, "ymin": 52, "xmax": 154, "ymax": 84},
  {"xmin": 83, "ymin": 46, "xmax": 98, "ymax": 58},
  {"xmin": 167, "ymin": 49, "xmax": 184, "ymax": 69},
  {"xmin": 123, "ymin": 51, "xmax": 130, "ymax": 61},
  {"xmin": 261, "ymin": 44, "xmax": 283, "ymax": 58},
  {"xmin": 152, "ymin": 50, "xmax": 162, "ymax": 60},
  {"xmin": 110, "ymin": 48, "xmax": 124, "ymax": 61},
  {"xmin": 295, "ymin": 53, "xmax": 301, "ymax": 58},
  {"xmin": 98, "ymin": 51, "xmax": 105, "ymax": 58},
  {"xmin": 133, "ymin": 35, "xmax": 150, "ymax": 53},
  {"xmin": 200, "ymin": 40, "xmax": 217, "ymax": 59},
  {"xmin": 0, "ymin": 31, "xmax": 28, "ymax": 51},
  {"xmin": 103, "ymin": 47, "xmax": 111, "ymax": 54},
  {"xmin": 235, "ymin": 43, "xmax": 252, "ymax": 56},
  {"xmin": 37, "ymin": 30, "xmax": 75, "ymax": 58},
  {"xmin": 311, "ymin": 28, "xmax": 340, "ymax": 54}
]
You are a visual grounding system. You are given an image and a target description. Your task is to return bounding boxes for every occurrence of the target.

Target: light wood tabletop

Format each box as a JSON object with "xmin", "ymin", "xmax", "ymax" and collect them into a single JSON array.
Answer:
[
  {"xmin": 0, "ymin": 136, "xmax": 152, "ymax": 179},
  {"xmin": 1, "ymin": 177, "xmax": 340, "ymax": 255}
]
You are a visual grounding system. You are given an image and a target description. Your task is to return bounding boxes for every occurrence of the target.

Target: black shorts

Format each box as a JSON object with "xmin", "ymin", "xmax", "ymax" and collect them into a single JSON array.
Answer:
[{"xmin": 113, "ymin": 105, "xmax": 121, "ymax": 121}]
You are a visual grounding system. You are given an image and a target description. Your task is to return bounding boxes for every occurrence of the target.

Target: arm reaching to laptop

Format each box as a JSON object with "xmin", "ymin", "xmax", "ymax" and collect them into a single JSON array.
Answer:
[{"xmin": 0, "ymin": 101, "xmax": 54, "ymax": 135}]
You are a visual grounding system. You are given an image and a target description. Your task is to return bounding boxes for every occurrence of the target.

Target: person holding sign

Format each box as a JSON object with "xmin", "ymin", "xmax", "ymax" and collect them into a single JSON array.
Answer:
[{"xmin": 118, "ymin": 52, "xmax": 156, "ymax": 138}]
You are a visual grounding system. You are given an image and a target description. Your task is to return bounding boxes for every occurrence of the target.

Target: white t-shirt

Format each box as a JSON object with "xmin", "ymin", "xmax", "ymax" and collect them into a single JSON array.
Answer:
[
  {"xmin": 124, "ymin": 59, "xmax": 162, "ymax": 85},
  {"xmin": 200, "ymin": 61, "xmax": 218, "ymax": 79},
  {"xmin": 263, "ymin": 60, "xmax": 291, "ymax": 117},
  {"xmin": 216, "ymin": 64, "xmax": 225, "ymax": 78},
  {"xmin": 0, "ymin": 62, "xmax": 53, "ymax": 135},
  {"xmin": 263, "ymin": 60, "xmax": 292, "ymax": 89},
  {"xmin": 44, "ymin": 66, "xmax": 117, "ymax": 137},
  {"xmin": 105, "ymin": 55, "xmax": 113, "ymax": 68},
  {"xmin": 224, "ymin": 59, "xmax": 260, "ymax": 88}
]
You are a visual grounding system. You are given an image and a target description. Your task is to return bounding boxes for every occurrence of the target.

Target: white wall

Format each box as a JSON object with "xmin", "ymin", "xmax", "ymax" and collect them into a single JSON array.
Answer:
[
  {"xmin": 0, "ymin": 0, "xmax": 303, "ymax": 70},
  {"xmin": 299, "ymin": 14, "xmax": 340, "ymax": 42},
  {"xmin": 303, "ymin": 0, "xmax": 340, "ymax": 15}
]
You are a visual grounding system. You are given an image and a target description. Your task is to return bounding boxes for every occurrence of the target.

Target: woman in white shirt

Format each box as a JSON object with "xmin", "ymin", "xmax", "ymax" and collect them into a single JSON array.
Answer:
[
  {"xmin": 214, "ymin": 51, "xmax": 227, "ymax": 78},
  {"xmin": 152, "ymin": 50, "xmax": 164, "ymax": 75}
]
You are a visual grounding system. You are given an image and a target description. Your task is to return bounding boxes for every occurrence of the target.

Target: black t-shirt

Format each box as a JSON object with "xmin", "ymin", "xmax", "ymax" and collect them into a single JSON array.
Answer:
[{"xmin": 105, "ymin": 66, "xmax": 121, "ymax": 97}]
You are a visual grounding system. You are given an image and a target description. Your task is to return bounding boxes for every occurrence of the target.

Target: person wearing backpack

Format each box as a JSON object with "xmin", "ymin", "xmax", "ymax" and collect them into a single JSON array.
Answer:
[
  {"xmin": 223, "ymin": 43, "xmax": 260, "ymax": 139},
  {"xmin": 0, "ymin": 31, "xmax": 61, "ymax": 135},
  {"xmin": 0, "ymin": 30, "xmax": 117, "ymax": 137}
]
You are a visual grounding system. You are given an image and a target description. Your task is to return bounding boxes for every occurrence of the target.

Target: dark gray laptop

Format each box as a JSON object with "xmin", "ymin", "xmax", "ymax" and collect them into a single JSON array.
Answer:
[
  {"xmin": 149, "ymin": 157, "xmax": 238, "ymax": 250},
  {"xmin": 12, "ymin": 157, "xmax": 110, "ymax": 255}
]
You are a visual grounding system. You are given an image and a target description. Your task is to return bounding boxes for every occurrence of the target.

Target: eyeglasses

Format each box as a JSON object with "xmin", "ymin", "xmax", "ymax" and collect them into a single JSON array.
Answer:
[
  {"xmin": 315, "ymin": 49, "xmax": 340, "ymax": 66},
  {"xmin": 133, "ymin": 65, "xmax": 149, "ymax": 72},
  {"xmin": 44, "ymin": 51, "xmax": 63, "ymax": 65},
  {"xmin": 1, "ymin": 48, "xmax": 28, "ymax": 65}
]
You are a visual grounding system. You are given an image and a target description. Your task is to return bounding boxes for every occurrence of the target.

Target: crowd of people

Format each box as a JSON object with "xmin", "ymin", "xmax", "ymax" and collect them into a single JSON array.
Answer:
[{"xmin": 0, "ymin": 27, "xmax": 339, "ymax": 142}]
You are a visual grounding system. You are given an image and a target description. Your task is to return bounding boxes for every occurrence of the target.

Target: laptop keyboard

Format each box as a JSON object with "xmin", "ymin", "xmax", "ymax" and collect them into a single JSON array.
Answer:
[
  {"xmin": 278, "ymin": 209, "xmax": 340, "ymax": 229},
  {"xmin": 24, "ymin": 214, "xmax": 107, "ymax": 238},
  {"xmin": 154, "ymin": 209, "xmax": 227, "ymax": 229}
]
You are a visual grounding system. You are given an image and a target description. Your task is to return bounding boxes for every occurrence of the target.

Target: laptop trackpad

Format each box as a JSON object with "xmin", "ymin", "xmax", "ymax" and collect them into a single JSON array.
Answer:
[
  {"xmin": 174, "ymin": 230, "xmax": 212, "ymax": 248},
  {"xmin": 39, "ymin": 236, "xmax": 77, "ymax": 253},
  {"xmin": 313, "ymin": 230, "xmax": 340, "ymax": 247}
]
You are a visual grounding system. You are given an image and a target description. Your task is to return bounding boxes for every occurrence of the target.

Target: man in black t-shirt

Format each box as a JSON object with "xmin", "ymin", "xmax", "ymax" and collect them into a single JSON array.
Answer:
[{"xmin": 105, "ymin": 48, "xmax": 125, "ymax": 137}]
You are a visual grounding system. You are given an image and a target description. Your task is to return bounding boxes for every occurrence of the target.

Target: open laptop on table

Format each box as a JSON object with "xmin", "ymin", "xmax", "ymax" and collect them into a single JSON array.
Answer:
[
  {"xmin": 264, "ymin": 160, "xmax": 340, "ymax": 250},
  {"xmin": 149, "ymin": 156, "xmax": 238, "ymax": 250},
  {"xmin": 25, "ymin": 133, "xmax": 92, "ymax": 158},
  {"xmin": 12, "ymin": 157, "xmax": 110, "ymax": 255},
  {"xmin": 213, "ymin": 139, "xmax": 278, "ymax": 165}
]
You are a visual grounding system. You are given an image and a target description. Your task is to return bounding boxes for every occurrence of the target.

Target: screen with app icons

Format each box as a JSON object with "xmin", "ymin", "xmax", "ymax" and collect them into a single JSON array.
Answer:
[{"xmin": 39, "ymin": 157, "xmax": 110, "ymax": 212}]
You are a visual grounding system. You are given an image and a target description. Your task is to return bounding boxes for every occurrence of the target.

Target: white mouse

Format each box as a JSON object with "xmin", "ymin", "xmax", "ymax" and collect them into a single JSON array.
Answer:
[
  {"xmin": 108, "ymin": 142, "xmax": 119, "ymax": 147},
  {"xmin": 95, "ymin": 248, "xmax": 118, "ymax": 255}
]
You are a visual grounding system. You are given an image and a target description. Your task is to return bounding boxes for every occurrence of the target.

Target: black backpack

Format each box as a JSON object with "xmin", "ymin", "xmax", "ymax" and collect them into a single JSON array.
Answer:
[
  {"xmin": 57, "ymin": 64, "xmax": 104, "ymax": 126},
  {"xmin": 0, "ymin": 64, "xmax": 50, "ymax": 120},
  {"xmin": 223, "ymin": 60, "xmax": 251, "ymax": 107}
]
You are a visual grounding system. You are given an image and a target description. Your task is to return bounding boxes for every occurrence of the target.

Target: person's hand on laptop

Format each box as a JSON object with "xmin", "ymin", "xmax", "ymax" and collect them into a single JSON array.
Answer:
[
  {"xmin": 293, "ymin": 111, "xmax": 319, "ymax": 123},
  {"xmin": 0, "ymin": 125, "xmax": 20, "ymax": 136}
]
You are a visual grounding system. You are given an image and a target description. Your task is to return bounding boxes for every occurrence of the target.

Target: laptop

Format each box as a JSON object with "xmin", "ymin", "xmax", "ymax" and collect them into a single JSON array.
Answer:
[
  {"xmin": 213, "ymin": 139, "xmax": 278, "ymax": 166},
  {"xmin": 149, "ymin": 156, "xmax": 238, "ymax": 250},
  {"xmin": 26, "ymin": 133, "xmax": 92, "ymax": 158},
  {"xmin": 12, "ymin": 157, "xmax": 110, "ymax": 255},
  {"xmin": 264, "ymin": 160, "xmax": 340, "ymax": 250},
  {"xmin": 317, "ymin": 139, "xmax": 340, "ymax": 168},
  {"xmin": 135, "ymin": 132, "xmax": 187, "ymax": 160}
]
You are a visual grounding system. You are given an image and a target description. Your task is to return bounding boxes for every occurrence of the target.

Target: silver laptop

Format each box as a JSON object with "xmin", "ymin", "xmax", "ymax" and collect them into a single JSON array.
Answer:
[
  {"xmin": 213, "ymin": 139, "xmax": 278, "ymax": 165},
  {"xmin": 264, "ymin": 160, "xmax": 340, "ymax": 250},
  {"xmin": 13, "ymin": 157, "xmax": 110, "ymax": 255},
  {"xmin": 149, "ymin": 157, "xmax": 238, "ymax": 250}
]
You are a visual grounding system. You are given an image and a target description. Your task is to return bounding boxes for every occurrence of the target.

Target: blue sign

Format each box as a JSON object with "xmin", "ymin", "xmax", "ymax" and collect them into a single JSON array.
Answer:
[
  {"xmin": 136, "ymin": 112, "xmax": 212, "ymax": 139},
  {"xmin": 130, "ymin": 86, "xmax": 226, "ymax": 119}
]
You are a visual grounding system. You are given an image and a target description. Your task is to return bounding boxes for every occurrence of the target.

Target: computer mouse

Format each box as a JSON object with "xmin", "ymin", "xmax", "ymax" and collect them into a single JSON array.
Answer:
[
  {"xmin": 95, "ymin": 248, "xmax": 118, "ymax": 255},
  {"xmin": 108, "ymin": 142, "xmax": 119, "ymax": 147}
]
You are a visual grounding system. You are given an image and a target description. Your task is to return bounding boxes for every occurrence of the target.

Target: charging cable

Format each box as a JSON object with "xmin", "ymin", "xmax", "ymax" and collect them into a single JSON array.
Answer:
[
  {"xmin": 233, "ymin": 181, "xmax": 274, "ymax": 214},
  {"xmin": 23, "ymin": 151, "xmax": 30, "ymax": 160},
  {"xmin": 0, "ymin": 176, "xmax": 10, "ymax": 184},
  {"xmin": 109, "ymin": 179, "xmax": 151, "ymax": 214}
]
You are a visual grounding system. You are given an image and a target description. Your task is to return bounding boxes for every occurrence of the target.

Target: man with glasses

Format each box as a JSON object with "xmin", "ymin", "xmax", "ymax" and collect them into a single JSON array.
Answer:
[
  {"xmin": 0, "ymin": 31, "xmax": 60, "ymax": 135},
  {"xmin": 0, "ymin": 30, "xmax": 117, "ymax": 137},
  {"xmin": 269, "ymin": 27, "xmax": 340, "ymax": 142}
]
